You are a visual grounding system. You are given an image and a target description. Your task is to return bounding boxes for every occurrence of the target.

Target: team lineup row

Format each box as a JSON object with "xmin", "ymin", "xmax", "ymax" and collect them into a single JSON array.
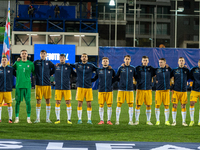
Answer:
[{"xmin": 0, "ymin": 50, "xmax": 200, "ymax": 127}]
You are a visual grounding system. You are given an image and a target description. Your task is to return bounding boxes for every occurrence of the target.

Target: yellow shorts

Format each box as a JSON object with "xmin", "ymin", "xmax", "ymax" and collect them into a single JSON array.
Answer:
[
  {"xmin": 55, "ymin": 90, "xmax": 71, "ymax": 101},
  {"xmin": 35, "ymin": 85, "xmax": 51, "ymax": 100},
  {"xmin": 98, "ymin": 92, "xmax": 113, "ymax": 105},
  {"xmin": 190, "ymin": 90, "xmax": 200, "ymax": 102},
  {"xmin": 117, "ymin": 91, "xmax": 134, "ymax": 104},
  {"xmin": 0, "ymin": 92, "xmax": 12, "ymax": 104},
  {"xmin": 76, "ymin": 87, "xmax": 93, "ymax": 101},
  {"xmin": 172, "ymin": 91, "xmax": 187, "ymax": 104},
  {"xmin": 155, "ymin": 90, "xmax": 170, "ymax": 106},
  {"xmin": 136, "ymin": 90, "xmax": 152, "ymax": 105}
]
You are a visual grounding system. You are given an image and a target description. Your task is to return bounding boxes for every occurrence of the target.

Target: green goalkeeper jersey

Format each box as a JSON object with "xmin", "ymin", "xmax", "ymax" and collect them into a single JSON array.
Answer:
[{"xmin": 13, "ymin": 60, "xmax": 35, "ymax": 88}]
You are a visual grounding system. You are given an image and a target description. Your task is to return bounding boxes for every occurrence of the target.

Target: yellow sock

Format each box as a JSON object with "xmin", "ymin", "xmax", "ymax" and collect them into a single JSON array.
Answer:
[
  {"xmin": 77, "ymin": 107, "xmax": 82, "ymax": 110},
  {"xmin": 36, "ymin": 103, "xmax": 41, "ymax": 107},
  {"xmin": 172, "ymin": 108, "xmax": 177, "ymax": 112},
  {"xmin": 56, "ymin": 103, "xmax": 60, "ymax": 107},
  {"xmin": 182, "ymin": 108, "xmax": 186, "ymax": 112},
  {"xmin": 87, "ymin": 107, "xmax": 92, "ymax": 111},
  {"xmin": 136, "ymin": 106, "xmax": 140, "ymax": 110},
  {"xmin": 66, "ymin": 103, "xmax": 71, "ymax": 107},
  {"xmin": 46, "ymin": 103, "xmax": 51, "ymax": 107},
  {"xmin": 146, "ymin": 107, "xmax": 151, "ymax": 110}
]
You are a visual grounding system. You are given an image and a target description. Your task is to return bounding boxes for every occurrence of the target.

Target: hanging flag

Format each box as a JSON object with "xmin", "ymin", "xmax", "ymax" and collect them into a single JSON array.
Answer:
[
  {"xmin": 2, "ymin": 0, "xmax": 10, "ymax": 65},
  {"xmin": 2, "ymin": 1, "xmax": 10, "ymax": 107}
]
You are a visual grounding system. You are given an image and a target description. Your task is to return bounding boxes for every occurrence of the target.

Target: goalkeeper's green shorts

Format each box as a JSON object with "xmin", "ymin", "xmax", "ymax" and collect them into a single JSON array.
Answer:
[{"xmin": 15, "ymin": 88, "xmax": 31, "ymax": 102}]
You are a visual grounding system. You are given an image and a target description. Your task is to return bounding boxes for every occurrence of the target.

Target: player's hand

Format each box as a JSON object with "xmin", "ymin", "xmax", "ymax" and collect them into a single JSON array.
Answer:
[
  {"xmin": 184, "ymin": 65, "xmax": 187, "ymax": 68},
  {"xmin": 67, "ymin": 63, "xmax": 70, "ymax": 66},
  {"xmin": 55, "ymin": 63, "xmax": 59, "ymax": 67},
  {"xmin": 121, "ymin": 63, "xmax": 125, "ymax": 67},
  {"xmin": 165, "ymin": 64, "xmax": 169, "ymax": 68},
  {"xmin": 17, "ymin": 57, "xmax": 21, "ymax": 61},
  {"xmin": 108, "ymin": 65, "xmax": 112, "ymax": 69}
]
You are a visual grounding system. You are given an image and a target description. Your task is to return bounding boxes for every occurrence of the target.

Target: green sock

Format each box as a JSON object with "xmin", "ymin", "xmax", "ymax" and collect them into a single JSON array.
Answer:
[
  {"xmin": 15, "ymin": 101, "xmax": 20, "ymax": 117},
  {"xmin": 26, "ymin": 101, "xmax": 31, "ymax": 118}
]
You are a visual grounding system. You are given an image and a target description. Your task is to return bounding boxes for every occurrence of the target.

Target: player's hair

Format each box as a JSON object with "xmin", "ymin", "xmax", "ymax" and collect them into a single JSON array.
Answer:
[
  {"xmin": 82, "ymin": 53, "xmax": 87, "ymax": 55},
  {"xmin": 102, "ymin": 57, "xmax": 109, "ymax": 60},
  {"xmin": 159, "ymin": 58, "xmax": 166, "ymax": 62},
  {"xmin": 40, "ymin": 50, "xmax": 47, "ymax": 53},
  {"xmin": 179, "ymin": 57, "xmax": 185, "ymax": 60},
  {"xmin": 124, "ymin": 55, "xmax": 131, "ymax": 58},
  {"xmin": 2, "ymin": 56, "xmax": 7, "ymax": 59},
  {"xmin": 60, "ymin": 54, "xmax": 66, "ymax": 58},
  {"xmin": 20, "ymin": 49, "xmax": 27, "ymax": 53},
  {"xmin": 198, "ymin": 59, "xmax": 200, "ymax": 62},
  {"xmin": 142, "ymin": 56, "xmax": 149, "ymax": 59}
]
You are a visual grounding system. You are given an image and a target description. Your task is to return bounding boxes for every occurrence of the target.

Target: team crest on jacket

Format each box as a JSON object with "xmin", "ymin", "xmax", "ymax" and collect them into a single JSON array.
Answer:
[
  {"xmin": 148, "ymin": 68, "xmax": 150, "ymax": 70},
  {"xmin": 185, "ymin": 71, "xmax": 187, "ymax": 74},
  {"xmin": 195, "ymin": 68, "xmax": 199, "ymax": 73},
  {"xmin": 175, "ymin": 70, "xmax": 180, "ymax": 74},
  {"xmin": 108, "ymin": 71, "xmax": 110, "ymax": 73},
  {"xmin": 139, "ymin": 67, "xmax": 143, "ymax": 71},
  {"xmin": 130, "ymin": 70, "xmax": 132, "ymax": 72},
  {"xmin": 65, "ymin": 67, "xmax": 68, "ymax": 70},
  {"xmin": 99, "ymin": 70, "xmax": 103, "ymax": 74},
  {"xmin": 157, "ymin": 69, "xmax": 161, "ymax": 73},
  {"xmin": 87, "ymin": 66, "xmax": 90, "ymax": 69},
  {"xmin": 8, "ymin": 70, "xmax": 10, "ymax": 73},
  {"xmin": 46, "ymin": 63, "xmax": 48, "ymax": 65},
  {"xmin": 166, "ymin": 69, "xmax": 168, "ymax": 71}
]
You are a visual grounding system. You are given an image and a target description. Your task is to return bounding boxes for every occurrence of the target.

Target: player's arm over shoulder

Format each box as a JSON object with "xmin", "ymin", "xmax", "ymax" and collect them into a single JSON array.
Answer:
[
  {"xmin": 189, "ymin": 67, "xmax": 195, "ymax": 80},
  {"xmin": 12, "ymin": 61, "xmax": 18, "ymax": 69},
  {"xmin": 31, "ymin": 62, "xmax": 35, "ymax": 75},
  {"xmin": 91, "ymin": 63, "xmax": 98, "ymax": 71}
]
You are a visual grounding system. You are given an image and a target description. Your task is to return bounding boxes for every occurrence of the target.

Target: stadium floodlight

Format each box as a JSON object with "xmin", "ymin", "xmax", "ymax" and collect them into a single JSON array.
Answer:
[
  {"xmin": 50, "ymin": 35, "xmax": 60, "ymax": 36},
  {"xmin": 27, "ymin": 34, "xmax": 37, "ymax": 36},
  {"xmin": 170, "ymin": 7, "xmax": 184, "ymax": 12},
  {"xmin": 109, "ymin": 0, "xmax": 115, "ymax": 6},
  {"xmin": 74, "ymin": 35, "xmax": 85, "ymax": 37}
]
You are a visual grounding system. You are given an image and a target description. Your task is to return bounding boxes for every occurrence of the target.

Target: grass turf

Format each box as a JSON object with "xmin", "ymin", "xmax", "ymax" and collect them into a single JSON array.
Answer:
[{"xmin": 0, "ymin": 89, "xmax": 200, "ymax": 142}]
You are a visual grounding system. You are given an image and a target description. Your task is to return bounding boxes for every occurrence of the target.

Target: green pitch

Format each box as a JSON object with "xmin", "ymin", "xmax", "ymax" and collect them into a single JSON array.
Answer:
[{"xmin": 0, "ymin": 89, "xmax": 200, "ymax": 142}]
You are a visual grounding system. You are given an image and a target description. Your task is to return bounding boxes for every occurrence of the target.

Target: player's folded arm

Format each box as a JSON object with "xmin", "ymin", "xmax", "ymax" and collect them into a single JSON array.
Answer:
[
  {"xmin": 91, "ymin": 69, "xmax": 98, "ymax": 82},
  {"xmin": 189, "ymin": 68, "xmax": 194, "ymax": 81},
  {"xmin": 71, "ymin": 67, "xmax": 77, "ymax": 77},
  {"xmin": 50, "ymin": 61, "xmax": 55, "ymax": 76}
]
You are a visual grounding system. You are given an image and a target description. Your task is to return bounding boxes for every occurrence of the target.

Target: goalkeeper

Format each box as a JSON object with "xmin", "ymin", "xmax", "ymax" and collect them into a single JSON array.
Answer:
[{"xmin": 13, "ymin": 50, "xmax": 35, "ymax": 123}]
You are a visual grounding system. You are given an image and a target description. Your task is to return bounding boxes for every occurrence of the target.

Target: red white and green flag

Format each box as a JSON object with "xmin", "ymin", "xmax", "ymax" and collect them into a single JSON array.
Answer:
[{"xmin": 2, "ymin": 1, "xmax": 10, "ymax": 65}]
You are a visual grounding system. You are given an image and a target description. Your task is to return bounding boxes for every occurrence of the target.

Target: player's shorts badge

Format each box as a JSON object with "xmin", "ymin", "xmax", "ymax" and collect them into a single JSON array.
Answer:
[{"xmin": 27, "ymin": 65, "xmax": 29, "ymax": 67}]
